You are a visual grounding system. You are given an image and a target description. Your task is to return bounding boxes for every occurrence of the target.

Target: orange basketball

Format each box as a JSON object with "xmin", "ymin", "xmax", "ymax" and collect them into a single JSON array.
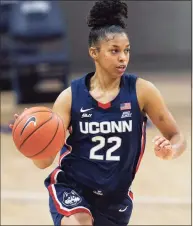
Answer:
[{"xmin": 12, "ymin": 106, "xmax": 65, "ymax": 160}]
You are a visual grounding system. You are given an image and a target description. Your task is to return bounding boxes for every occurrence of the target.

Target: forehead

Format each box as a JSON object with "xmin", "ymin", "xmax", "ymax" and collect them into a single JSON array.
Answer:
[{"xmin": 100, "ymin": 33, "xmax": 130, "ymax": 47}]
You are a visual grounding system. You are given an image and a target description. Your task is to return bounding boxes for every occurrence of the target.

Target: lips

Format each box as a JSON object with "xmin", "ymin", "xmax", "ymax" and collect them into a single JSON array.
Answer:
[
  {"xmin": 117, "ymin": 65, "xmax": 126, "ymax": 69},
  {"xmin": 116, "ymin": 65, "xmax": 126, "ymax": 73}
]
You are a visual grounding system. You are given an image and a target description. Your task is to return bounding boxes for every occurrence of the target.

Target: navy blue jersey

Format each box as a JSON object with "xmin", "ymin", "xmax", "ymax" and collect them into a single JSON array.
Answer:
[{"xmin": 59, "ymin": 72, "xmax": 147, "ymax": 196}]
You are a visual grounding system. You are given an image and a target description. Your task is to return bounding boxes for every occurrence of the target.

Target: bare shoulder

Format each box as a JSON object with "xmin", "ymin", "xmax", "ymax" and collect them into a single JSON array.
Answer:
[
  {"xmin": 56, "ymin": 87, "xmax": 72, "ymax": 100},
  {"xmin": 53, "ymin": 87, "xmax": 72, "ymax": 108},
  {"xmin": 52, "ymin": 87, "xmax": 72, "ymax": 129},
  {"xmin": 136, "ymin": 77, "xmax": 158, "ymax": 93},
  {"xmin": 136, "ymin": 77, "xmax": 159, "ymax": 111}
]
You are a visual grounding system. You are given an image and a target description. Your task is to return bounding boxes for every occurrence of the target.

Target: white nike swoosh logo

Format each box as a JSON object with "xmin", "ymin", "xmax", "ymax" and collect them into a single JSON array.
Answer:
[
  {"xmin": 119, "ymin": 206, "xmax": 128, "ymax": 212},
  {"xmin": 80, "ymin": 107, "xmax": 93, "ymax": 113},
  {"xmin": 20, "ymin": 116, "xmax": 36, "ymax": 136}
]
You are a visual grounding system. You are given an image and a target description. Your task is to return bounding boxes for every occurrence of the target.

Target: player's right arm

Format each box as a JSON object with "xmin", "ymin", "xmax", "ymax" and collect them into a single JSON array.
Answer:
[
  {"xmin": 10, "ymin": 87, "xmax": 72, "ymax": 169},
  {"xmin": 32, "ymin": 87, "xmax": 72, "ymax": 169}
]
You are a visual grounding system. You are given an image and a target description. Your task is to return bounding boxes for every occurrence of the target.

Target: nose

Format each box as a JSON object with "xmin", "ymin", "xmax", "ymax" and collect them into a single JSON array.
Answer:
[{"xmin": 118, "ymin": 52, "xmax": 129, "ymax": 62}]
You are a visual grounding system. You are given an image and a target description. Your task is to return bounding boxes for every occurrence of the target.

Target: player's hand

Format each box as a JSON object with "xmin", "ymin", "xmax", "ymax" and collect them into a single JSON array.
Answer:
[
  {"xmin": 9, "ymin": 108, "xmax": 28, "ymax": 129},
  {"xmin": 152, "ymin": 136, "xmax": 175, "ymax": 160}
]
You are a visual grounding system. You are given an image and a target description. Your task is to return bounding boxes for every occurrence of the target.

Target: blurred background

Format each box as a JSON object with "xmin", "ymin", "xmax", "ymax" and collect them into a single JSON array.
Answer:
[{"xmin": 1, "ymin": 0, "xmax": 191, "ymax": 225}]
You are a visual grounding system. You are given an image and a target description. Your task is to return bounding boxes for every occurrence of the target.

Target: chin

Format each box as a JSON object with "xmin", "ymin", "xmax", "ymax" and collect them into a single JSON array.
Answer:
[
  {"xmin": 113, "ymin": 72, "xmax": 124, "ymax": 78},
  {"xmin": 107, "ymin": 70, "xmax": 124, "ymax": 79},
  {"xmin": 118, "ymin": 72, "xmax": 125, "ymax": 77}
]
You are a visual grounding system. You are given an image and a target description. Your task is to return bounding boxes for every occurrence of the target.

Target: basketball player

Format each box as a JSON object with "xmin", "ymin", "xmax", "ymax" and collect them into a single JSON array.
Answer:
[{"xmin": 10, "ymin": 0, "xmax": 186, "ymax": 225}]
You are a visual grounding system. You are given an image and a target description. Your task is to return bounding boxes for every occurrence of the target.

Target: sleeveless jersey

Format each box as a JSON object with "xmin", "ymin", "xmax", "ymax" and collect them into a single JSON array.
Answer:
[{"xmin": 59, "ymin": 72, "xmax": 147, "ymax": 196}]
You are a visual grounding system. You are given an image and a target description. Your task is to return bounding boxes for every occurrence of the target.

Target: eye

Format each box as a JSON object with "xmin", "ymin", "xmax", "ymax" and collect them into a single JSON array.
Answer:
[
  {"xmin": 111, "ymin": 49, "xmax": 119, "ymax": 54},
  {"xmin": 124, "ymin": 48, "xmax": 130, "ymax": 53}
]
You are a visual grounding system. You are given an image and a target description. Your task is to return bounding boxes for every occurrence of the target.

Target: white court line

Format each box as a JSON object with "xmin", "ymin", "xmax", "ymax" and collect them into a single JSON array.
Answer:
[{"xmin": 1, "ymin": 190, "xmax": 191, "ymax": 205}]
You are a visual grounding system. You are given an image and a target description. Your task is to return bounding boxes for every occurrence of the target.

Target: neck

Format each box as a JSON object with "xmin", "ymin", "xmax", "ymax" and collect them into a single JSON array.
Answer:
[{"xmin": 91, "ymin": 68, "xmax": 121, "ymax": 92}]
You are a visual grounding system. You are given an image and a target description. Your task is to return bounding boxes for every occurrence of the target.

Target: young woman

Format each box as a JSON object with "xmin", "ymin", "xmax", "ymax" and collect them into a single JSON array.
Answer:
[{"xmin": 10, "ymin": 0, "xmax": 186, "ymax": 225}]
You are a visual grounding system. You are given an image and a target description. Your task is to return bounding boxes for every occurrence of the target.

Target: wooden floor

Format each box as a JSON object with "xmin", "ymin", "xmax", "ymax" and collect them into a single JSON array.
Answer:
[{"xmin": 1, "ymin": 71, "xmax": 191, "ymax": 225}]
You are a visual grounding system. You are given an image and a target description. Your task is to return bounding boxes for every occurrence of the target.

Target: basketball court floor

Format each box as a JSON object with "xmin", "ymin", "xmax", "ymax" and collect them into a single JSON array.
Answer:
[{"xmin": 1, "ymin": 71, "xmax": 191, "ymax": 225}]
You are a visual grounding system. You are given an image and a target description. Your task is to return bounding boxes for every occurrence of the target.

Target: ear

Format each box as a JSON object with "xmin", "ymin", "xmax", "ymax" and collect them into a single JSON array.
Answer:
[{"xmin": 89, "ymin": 47, "xmax": 99, "ymax": 61}]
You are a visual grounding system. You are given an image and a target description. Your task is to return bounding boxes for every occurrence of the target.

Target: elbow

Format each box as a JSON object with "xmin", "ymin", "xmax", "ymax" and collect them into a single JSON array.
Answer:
[
  {"xmin": 35, "ymin": 163, "xmax": 51, "ymax": 169},
  {"xmin": 33, "ymin": 157, "xmax": 55, "ymax": 169}
]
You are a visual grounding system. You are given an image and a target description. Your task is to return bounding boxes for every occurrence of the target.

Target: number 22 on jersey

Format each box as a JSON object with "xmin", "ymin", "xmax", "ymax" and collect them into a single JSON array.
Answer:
[{"xmin": 90, "ymin": 136, "xmax": 121, "ymax": 161}]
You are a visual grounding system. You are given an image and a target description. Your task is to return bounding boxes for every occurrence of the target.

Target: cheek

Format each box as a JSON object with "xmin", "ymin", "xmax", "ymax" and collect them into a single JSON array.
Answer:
[{"xmin": 100, "ymin": 54, "xmax": 115, "ymax": 67}]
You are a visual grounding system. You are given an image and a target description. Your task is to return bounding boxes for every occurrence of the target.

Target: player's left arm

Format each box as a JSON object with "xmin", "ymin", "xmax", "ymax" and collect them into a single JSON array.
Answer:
[{"xmin": 137, "ymin": 78, "xmax": 186, "ymax": 160}]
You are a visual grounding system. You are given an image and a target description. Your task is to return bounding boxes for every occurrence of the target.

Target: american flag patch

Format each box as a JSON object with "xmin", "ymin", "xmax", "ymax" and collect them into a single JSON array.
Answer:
[{"xmin": 120, "ymin": 102, "xmax": 131, "ymax": 110}]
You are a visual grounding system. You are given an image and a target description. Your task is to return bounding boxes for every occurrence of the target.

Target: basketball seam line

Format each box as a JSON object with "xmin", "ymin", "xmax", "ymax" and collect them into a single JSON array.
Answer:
[
  {"xmin": 27, "ymin": 114, "xmax": 60, "ymax": 158},
  {"xmin": 19, "ymin": 113, "xmax": 53, "ymax": 151},
  {"xmin": 13, "ymin": 110, "xmax": 52, "ymax": 135}
]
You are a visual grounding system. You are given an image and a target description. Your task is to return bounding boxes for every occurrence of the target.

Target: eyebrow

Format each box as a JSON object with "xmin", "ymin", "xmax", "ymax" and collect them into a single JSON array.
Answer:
[{"xmin": 111, "ymin": 44, "xmax": 130, "ymax": 48}]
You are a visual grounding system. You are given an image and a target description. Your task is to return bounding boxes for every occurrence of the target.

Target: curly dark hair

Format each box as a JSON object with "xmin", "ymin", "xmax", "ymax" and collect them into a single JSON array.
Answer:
[{"xmin": 87, "ymin": 0, "xmax": 128, "ymax": 47}]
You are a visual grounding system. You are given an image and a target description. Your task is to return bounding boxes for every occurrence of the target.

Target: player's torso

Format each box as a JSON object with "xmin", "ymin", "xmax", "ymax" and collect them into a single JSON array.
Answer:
[{"xmin": 60, "ymin": 73, "xmax": 146, "ymax": 194}]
